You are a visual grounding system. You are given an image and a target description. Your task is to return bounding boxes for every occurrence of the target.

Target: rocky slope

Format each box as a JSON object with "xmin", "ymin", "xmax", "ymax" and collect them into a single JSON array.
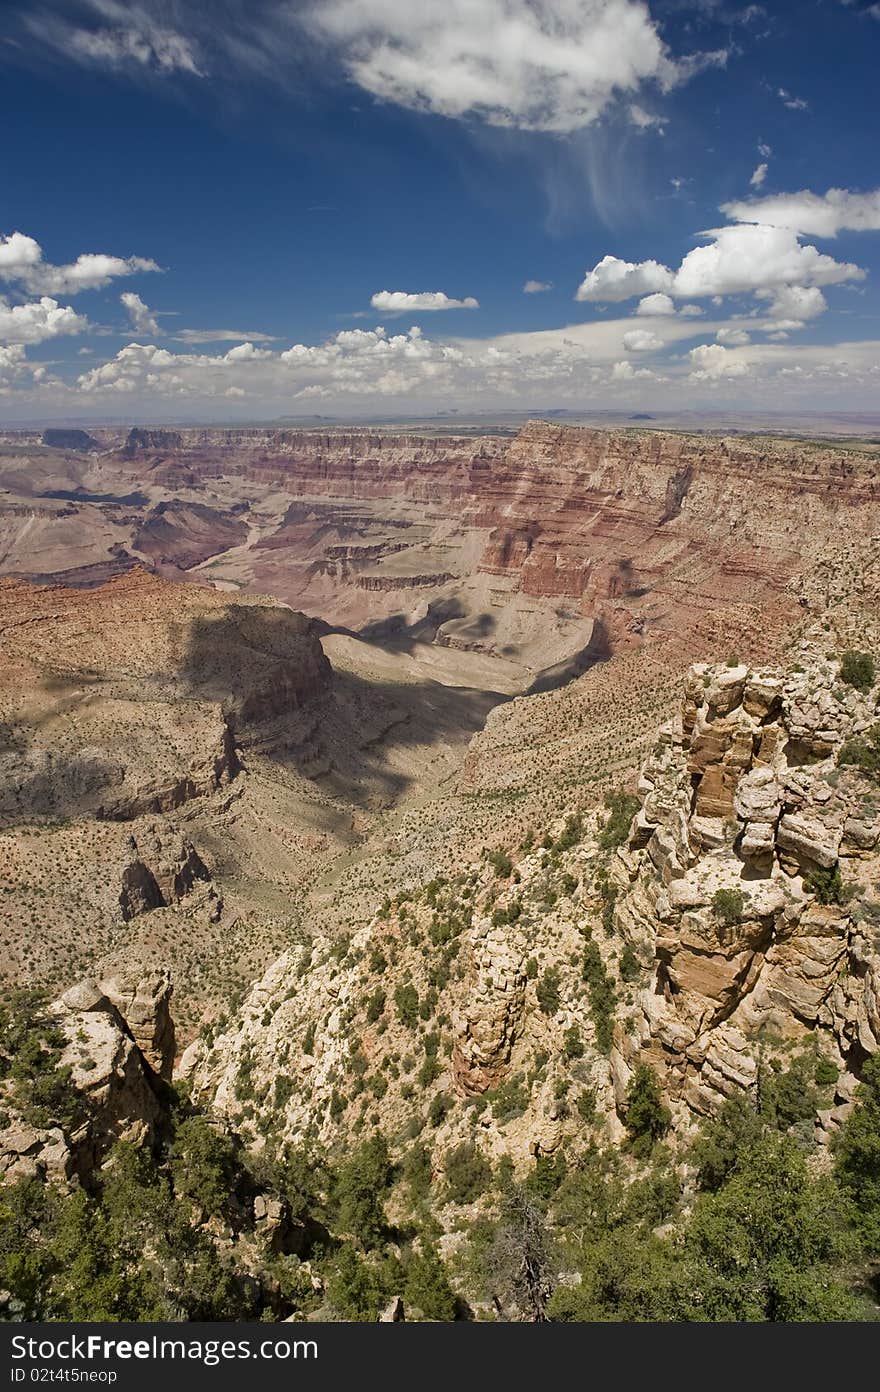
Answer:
[{"xmin": 184, "ymin": 648, "xmax": 879, "ymax": 1176}]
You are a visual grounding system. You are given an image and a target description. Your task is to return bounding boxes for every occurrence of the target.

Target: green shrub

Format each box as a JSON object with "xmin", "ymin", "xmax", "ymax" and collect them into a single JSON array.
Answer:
[
  {"xmin": 619, "ymin": 944, "xmax": 640, "ymax": 983},
  {"xmin": 563, "ymin": 1026, "xmax": 584, "ymax": 1060},
  {"xmin": 488, "ymin": 849, "xmax": 513, "ymax": 878},
  {"xmin": 403, "ymin": 1246, "xmax": 456, "ymax": 1320},
  {"xmin": 428, "ymin": 1093, "xmax": 451, "ymax": 1128},
  {"xmin": 711, "ymin": 887, "xmax": 744, "ymax": 925},
  {"xmin": 759, "ymin": 1054, "xmax": 820, "ymax": 1130},
  {"xmin": 365, "ymin": 989, "xmax": 386, "ymax": 1024},
  {"xmin": 554, "ymin": 814, "xmax": 584, "ymax": 853},
  {"xmin": 624, "ymin": 1065, "xmax": 671, "ymax": 1157},
  {"xmin": 417, "ymin": 1056, "xmax": 441, "ymax": 1088},
  {"xmin": 581, "ymin": 942, "xmax": 616, "ymax": 1053},
  {"xmin": 444, "ymin": 1141, "xmax": 491, "ymax": 1204},
  {"xmin": 334, "ymin": 1135, "xmax": 391, "ymax": 1248},
  {"xmin": 536, "ymin": 967, "xmax": 561, "ymax": 1017},
  {"xmin": 814, "ymin": 1055, "xmax": 839, "ymax": 1087},
  {"xmin": 598, "ymin": 790, "xmax": 639, "ymax": 850},
  {"xmin": 804, "ymin": 864, "xmax": 843, "ymax": 905},
  {"xmin": 394, "ymin": 984, "xmax": 420, "ymax": 1029},
  {"xmin": 576, "ymin": 1090, "xmax": 597, "ymax": 1124},
  {"xmin": 837, "ymin": 723, "xmax": 880, "ymax": 780},
  {"xmin": 839, "ymin": 650, "xmax": 875, "ymax": 693},
  {"xmin": 489, "ymin": 1075, "xmax": 529, "ymax": 1124},
  {"xmin": 832, "ymin": 1055, "xmax": 880, "ymax": 1250}
]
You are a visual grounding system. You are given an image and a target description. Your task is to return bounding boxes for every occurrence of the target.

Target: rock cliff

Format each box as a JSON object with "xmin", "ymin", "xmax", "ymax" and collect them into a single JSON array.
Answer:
[{"xmin": 184, "ymin": 648, "xmax": 879, "ymax": 1171}]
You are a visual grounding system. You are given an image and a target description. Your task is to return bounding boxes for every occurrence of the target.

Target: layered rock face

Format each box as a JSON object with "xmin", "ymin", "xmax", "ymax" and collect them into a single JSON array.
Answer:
[
  {"xmin": 615, "ymin": 656, "xmax": 880, "ymax": 1131},
  {"xmin": 0, "ymin": 567, "xmax": 330, "ymax": 825},
  {"xmin": 0, "ymin": 568, "xmax": 333, "ymax": 1009},
  {"xmin": 107, "ymin": 423, "xmax": 880, "ymax": 646}
]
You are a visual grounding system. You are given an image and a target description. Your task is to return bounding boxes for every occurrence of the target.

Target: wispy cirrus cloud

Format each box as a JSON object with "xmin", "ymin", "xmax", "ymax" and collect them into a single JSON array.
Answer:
[
  {"xmin": 8, "ymin": 1, "xmax": 729, "ymax": 135},
  {"xmin": 23, "ymin": 0, "xmax": 203, "ymax": 76}
]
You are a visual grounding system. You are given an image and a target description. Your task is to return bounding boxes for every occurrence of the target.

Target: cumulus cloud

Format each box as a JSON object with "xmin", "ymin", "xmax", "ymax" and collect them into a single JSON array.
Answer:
[
  {"xmin": 636, "ymin": 292, "xmax": 676, "ymax": 316},
  {"xmin": 721, "ymin": 186, "xmax": 880, "ymax": 237},
  {"xmin": 0, "ymin": 295, "xmax": 89, "ymax": 345},
  {"xmin": 370, "ymin": 290, "xmax": 479, "ymax": 312},
  {"xmin": 1, "ymin": 308, "xmax": 860, "ymax": 413},
  {"xmin": 576, "ymin": 255, "xmax": 673, "ymax": 303},
  {"xmin": 303, "ymin": 0, "xmax": 726, "ymax": 134},
  {"xmin": 755, "ymin": 284, "xmax": 827, "ymax": 323},
  {"xmin": 611, "ymin": 359, "xmax": 654, "ymax": 381},
  {"xmin": 689, "ymin": 342, "xmax": 748, "ymax": 379},
  {"xmin": 0, "ymin": 343, "xmax": 46, "ymax": 393},
  {"xmin": 622, "ymin": 329, "xmax": 663, "ymax": 351},
  {"xmin": 523, "ymin": 279, "xmax": 553, "ymax": 294},
  {"xmin": 0, "ymin": 230, "xmax": 160, "ymax": 295},
  {"xmin": 580, "ymin": 223, "xmax": 863, "ymax": 311},
  {"xmin": 750, "ymin": 162, "xmax": 768, "ymax": 188},
  {"xmin": 121, "ymin": 291, "xmax": 160, "ymax": 335},
  {"xmin": 716, "ymin": 327, "xmax": 751, "ymax": 345},
  {"xmin": 671, "ymin": 223, "xmax": 862, "ymax": 298}
]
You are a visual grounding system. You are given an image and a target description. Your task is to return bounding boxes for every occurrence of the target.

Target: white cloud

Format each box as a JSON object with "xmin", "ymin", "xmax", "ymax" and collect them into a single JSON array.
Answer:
[
  {"xmin": 721, "ymin": 186, "xmax": 880, "ymax": 237},
  {"xmin": 716, "ymin": 327, "xmax": 751, "ymax": 345},
  {"xmin": 0, "ymin": 230, "xmax": 160, "ymax": 295},
  {"xmin": 622, "ymin": 329, "xmax": 663, "ymax": 351},
  {"xmin": 576, "ymin": 224, "xmax": 862, "ymax": 310},
  {"xmin": 628, "ymin": 104, "xmax": 665, "ymax": 131},
  {"xmin": 611, "ymin": 359, "xmax": 654, "ymax": 381},
  {"xmin": 303, "ymin": 0, "xmax": 725, "ymax": 134},
  {"xmin": 636, "ymin": 292, "xmax": 675, "ymax": 316},
  {"xmin": 0, "ymin": 295, "xmax": 89, "ymax": 345},
  {"xmin": 174, "ymin": 328, "xmax": 277, "ymax": 344},
  {"xmin": 672, "ymin": 223, "xmax": 862, "ymax": 298},
  {"xmin": 121, "ymin": 291, "xmax": 160, "ymax": 335},
  {"xmin": 755, "ymin": 284, "xmax": 827, "ymax": 324},
  {"xmin": 28, "ymin": 2, "xmax": 203, "ymax": 76},
  {"xmin": 778, "ymin": 87, "xmax": 808, "ymax": 111},
  {"xmin": 750, "ymin": 162, "xmax": 768, "ymax": 188},
  {"xmin": 0, "ymin": 344, "xmax": 39, "ymax": 392},
  {"xmin": 758, "ymin": 140, "xmax": 772, "ymax": 158},
  {"xmin": 523, "ymin": 279, "xmax": 553, "ymax": 294},
  {"xmin": 0, "ymin": 232, "xmax": 42, "ymax": 275},
  {"xmin": 0, "ymin": 309, "xmax": 862, "ymax": 413},
  {"xmin": 576, "ymin": 254, "xmax": 673, "ymax": 303},
  {"xmin": 678, "ymin": 303, "xmax": 704, "ymax": 317},
  {"xmin": 370, "ymin": 290, "xmax": 479, "ymax": 312},
  {"xmin": 689, "ymin": 342, "xmax": 748, "ymax": 379}
]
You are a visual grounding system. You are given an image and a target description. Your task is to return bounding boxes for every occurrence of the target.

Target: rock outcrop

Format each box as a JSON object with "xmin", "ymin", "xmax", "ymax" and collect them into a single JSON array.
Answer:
[
  {"xmin": 613, "ymin": 653, "xmax": 880, "ymax": 1132},
  {"xmin": 0, "ymin": 968, "xmax": 172, "ymax": 1184}
]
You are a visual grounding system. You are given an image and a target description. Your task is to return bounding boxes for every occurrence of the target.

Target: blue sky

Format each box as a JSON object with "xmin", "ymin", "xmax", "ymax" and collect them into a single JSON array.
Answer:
[{"xmin": 1, "ymin": 0, "xmax": 879, "ymax": 420}]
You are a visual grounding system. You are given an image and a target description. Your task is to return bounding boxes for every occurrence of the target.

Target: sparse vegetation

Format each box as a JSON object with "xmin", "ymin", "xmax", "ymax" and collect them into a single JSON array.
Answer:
[
  {"xmin": 712, "ymin": 887, "xmax": 744, "ymax": 925},
  {"xmin": 839, "ymin": 650, "xmax": 876, "ymax": 693}
]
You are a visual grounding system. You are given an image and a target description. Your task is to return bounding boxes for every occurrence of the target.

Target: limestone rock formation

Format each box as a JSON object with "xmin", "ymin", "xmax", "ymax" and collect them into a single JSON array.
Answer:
[
  {"xmin": 613, "ymin": 652, "xmax": 880, "ymax": 1131},
  {"xmin": 0, "ymin": 969, "xmax": 172, "ymax": 1184},
  {"xmin": 118, "ymin": 823, "xmax": 216, "ymax": 927}
]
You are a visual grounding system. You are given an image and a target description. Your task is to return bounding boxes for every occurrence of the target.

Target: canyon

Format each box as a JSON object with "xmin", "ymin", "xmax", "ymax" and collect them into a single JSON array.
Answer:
[
  {"xmin": 1, "ymin": 421, "xmax": 878, "ymax": 1029},
  {"xmin": 1, "ymin": 419, "xmax": 879, "ymax": 1319}
]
